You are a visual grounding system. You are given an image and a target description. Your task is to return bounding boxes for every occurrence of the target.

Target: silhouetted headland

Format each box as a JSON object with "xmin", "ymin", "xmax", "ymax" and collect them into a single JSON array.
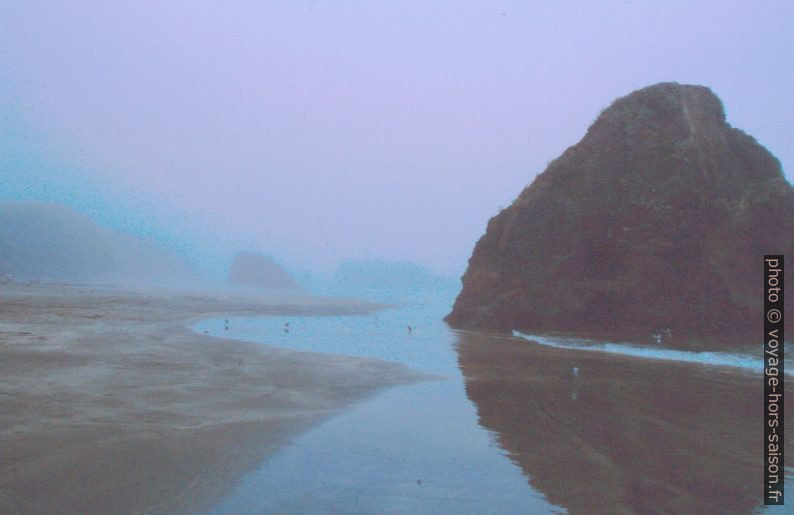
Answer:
[
  {"xmin": 228, "ymin": 251, "xmax": 302, "ymax": 291},
  {"xmin": 0, "ymin": 202, "xmax": 194, "ymax": 286}
]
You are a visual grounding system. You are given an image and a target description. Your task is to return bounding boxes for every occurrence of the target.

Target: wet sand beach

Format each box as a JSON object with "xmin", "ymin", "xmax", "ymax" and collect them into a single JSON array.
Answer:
[
  {"xmin": 0, "ymin": 284, "xmax": 425, "ymax": 514},
  {"xmin": 455, "ymin": 331, "xmax": 793, "ymax": 514}
]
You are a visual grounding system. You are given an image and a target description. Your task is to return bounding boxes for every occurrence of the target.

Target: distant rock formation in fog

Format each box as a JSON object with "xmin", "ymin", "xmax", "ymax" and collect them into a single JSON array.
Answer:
[
  {"xmin": 228, "ymin": 251, "xmax": 300, "ymax": 291},
  {"xmin": 0, "ymin": 202, "xmax": 195, "ymax": 285},
  {"xmin": 446, "ymin": 82, "xmax": 794, "ymax": 346}
]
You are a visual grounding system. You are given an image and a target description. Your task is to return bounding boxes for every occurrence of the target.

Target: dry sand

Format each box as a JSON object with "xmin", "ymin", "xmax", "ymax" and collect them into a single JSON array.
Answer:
[{"xmin": 0, "ymin": 283, "xmax": 426, "ymax": 514}]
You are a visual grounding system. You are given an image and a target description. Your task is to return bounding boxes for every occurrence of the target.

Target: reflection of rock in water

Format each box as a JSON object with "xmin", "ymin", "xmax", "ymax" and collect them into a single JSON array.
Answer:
[{"xmin": 455, "ymin": 331, "xmax": 788, "ymax": 514}]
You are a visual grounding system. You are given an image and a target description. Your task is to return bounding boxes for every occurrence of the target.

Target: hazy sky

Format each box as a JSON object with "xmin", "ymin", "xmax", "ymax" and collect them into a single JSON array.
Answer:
[{"xmin": 1, "ymin": 1, "xmax": 792, "ymax": 276}]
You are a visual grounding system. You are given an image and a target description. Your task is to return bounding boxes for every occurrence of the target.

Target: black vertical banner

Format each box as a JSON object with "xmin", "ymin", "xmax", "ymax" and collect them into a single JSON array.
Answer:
[{"xmin": 765, "ymin": 255, "xmax": 784, "ymax": 505}]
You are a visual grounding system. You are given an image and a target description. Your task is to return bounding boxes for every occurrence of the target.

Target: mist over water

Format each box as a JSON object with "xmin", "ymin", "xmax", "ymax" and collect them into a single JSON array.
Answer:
[
  {"xmin": 2, "ymin": 3, "xmax": 793, "ymax": 513},
  {"xmin": 2, "ymin": 2, "xmax": 793, "ymax": 280}
]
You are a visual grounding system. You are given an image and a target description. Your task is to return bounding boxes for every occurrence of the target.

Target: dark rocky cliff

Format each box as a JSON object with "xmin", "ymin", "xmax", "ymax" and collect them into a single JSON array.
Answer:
[{"xmin": 446, "ymin": 83, "xmax": 793, "ymax": 346}]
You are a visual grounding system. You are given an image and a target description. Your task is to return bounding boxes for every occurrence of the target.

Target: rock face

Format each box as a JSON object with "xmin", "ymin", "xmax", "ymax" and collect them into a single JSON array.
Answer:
[
  {"xmin": 228, "ymin": 252, "xmax": 300, "ymax": 290},
  {"xmin": 446, "ymin": 83, "xmax": 794, "ymax": 346}
]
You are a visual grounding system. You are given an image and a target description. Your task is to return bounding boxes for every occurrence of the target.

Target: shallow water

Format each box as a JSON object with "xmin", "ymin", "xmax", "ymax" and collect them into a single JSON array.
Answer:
[
  {"xmin": 513, "ymin": 331, "xmax": 792, "ymax": 377},
  {"xmin": 196, "ymin": 299, "xmax": 459, "ymax": 376},
  {"xmin": 194, "ymin": 299, "xmax": 562, "ymax": 513},
  {"xmin": 194, "ymin": 298, "xmax": 791, "ymax": 513}
]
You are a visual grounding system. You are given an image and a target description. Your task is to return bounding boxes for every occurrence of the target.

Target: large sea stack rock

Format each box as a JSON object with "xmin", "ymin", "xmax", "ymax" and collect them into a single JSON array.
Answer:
[
  {"xmin": 446, "ymin": 83, "xmax": 794, "ymax": 345},
  {"xmin": 228, "ymin": 251, "xmax": 300, "ymax": 290}
]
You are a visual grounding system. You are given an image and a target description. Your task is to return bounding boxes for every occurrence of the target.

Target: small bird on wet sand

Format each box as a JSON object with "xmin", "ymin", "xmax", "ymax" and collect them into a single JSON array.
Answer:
[{"xmin": 570, "ymin": 367, "xmax": 580, "ymax": 401}]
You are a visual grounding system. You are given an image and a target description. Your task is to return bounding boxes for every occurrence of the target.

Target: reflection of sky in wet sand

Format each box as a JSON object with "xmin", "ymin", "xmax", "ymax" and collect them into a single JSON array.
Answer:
[
  {"xmin": 196, "ymin": 299, "xmax": 791, "ymax": 513},
  {"xmin": 208, "ymin": 380, "xmax": 560, "ymax": 514},
  {"xmin": 196, "ymin": 299, "xmax": 561, "ymax": 513}
]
